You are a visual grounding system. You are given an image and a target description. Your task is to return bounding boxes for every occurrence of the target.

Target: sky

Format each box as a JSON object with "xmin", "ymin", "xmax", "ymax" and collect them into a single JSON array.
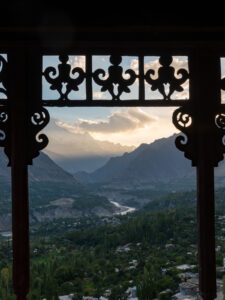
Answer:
[
  {"xmin": 43, "ymin": 55, "xmax": 191, "ymax": 147},
  {"xmin": 47, "ymin": 107, "xmax": 177, "ymax": 146}
]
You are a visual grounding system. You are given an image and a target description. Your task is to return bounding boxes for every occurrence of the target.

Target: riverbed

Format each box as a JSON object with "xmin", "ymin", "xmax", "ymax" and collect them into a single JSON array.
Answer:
[{"xmin": 110, "ymin": 200, "xmax": 136, "ymax": 215}]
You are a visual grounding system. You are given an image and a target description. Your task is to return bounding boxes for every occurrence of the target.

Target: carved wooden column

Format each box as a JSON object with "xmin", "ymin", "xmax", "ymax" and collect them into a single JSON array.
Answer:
[
  {"xmin": 195, "ymin": 53, "xmax": 221, "ymax": 300},
  {"xmin": 173, "ymin": 51, "xmax": 222, "ymax": 300},
  {"xmin": 8, "ymin": 47, "xmax": 30, "ymax": 300},
  {"xmin": 8, "ymin": 46, "xmax": 49, "ymax": 299}
]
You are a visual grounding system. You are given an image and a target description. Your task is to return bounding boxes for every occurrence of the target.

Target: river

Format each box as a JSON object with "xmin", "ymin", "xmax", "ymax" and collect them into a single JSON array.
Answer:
[
  {"xmin": 110, "ymin": 200, "xmax": 136, "ymax": 215},
  {"xmin": 0, "ymin": 231, "xmax": 12, "ymax": 238}
]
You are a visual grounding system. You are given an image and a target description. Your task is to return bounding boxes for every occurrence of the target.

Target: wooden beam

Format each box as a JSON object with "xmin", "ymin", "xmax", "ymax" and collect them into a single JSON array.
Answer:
[
  {"xmin": 193, "ymin": 52, "xmax": 221, "ymax": 300},
  {"xmin": 9, "ymin": 47, "xmax": 30, "ymax": 300},
  {"xmin": 196, "ymin": 144, "xmax": 216, "ymax": 300}
]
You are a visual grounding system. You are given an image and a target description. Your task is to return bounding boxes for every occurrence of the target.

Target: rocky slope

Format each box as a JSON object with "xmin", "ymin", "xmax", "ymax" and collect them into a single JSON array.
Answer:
[{"xmin": 75, "ymin": 134, "xmax": 191, "ymax": 185}]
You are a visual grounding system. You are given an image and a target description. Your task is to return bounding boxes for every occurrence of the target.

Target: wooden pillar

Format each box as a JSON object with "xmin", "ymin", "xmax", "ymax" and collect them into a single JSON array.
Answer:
[
  {"xmin": 193, "ymin": 52, "xmax": 221, "ymax": 300},
  {"xmin": 9, "ymin": 47, "xmax": 30, "ymax": 300},
  {"xmin": 196, "ymin": 136, "xmax": 216, "ymax": 300}
]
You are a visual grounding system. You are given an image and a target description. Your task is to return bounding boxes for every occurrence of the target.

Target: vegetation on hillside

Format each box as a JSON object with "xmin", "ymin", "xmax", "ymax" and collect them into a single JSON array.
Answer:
[{"xmin": 1, "ymin": 188, "xmax": 225, "ymax": 299}]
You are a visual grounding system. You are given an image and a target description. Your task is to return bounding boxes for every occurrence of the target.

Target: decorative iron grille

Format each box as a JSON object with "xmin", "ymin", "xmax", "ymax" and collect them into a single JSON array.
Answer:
[{"xmin": 42, "ymin": 54, "xmax": 190, "ymax": 106}]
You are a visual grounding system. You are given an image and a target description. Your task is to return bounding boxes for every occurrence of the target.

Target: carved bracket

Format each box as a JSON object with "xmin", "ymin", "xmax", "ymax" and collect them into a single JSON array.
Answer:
[
  {"xmin": 172, "ymin": 106, "xmax": 197, "ymax": 165},
  {"xmin": 173, "ymin": 106, "xmax": 225, "ymax": 167},
  {"xmin": 0, "ymin": 106, "xmax": 10, "ymax": 164},
  {"xmin": 214, "ymin": 113, "xmax": 225, "ymax": 166},
  {"xmin": 0, "ymin": 55, "xmax": 10, "ymax": 164},
  {"xmin": 27, "ymin": 106, "xmax": 50, "ymax": 165}
]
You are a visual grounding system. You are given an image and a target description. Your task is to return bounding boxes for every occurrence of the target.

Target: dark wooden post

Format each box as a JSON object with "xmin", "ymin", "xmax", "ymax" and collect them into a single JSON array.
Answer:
[
  {"xmin": 9, "ymin": 47, "xmax": 30, "ymax": 300},
  {"xmin": 193, "ymin": 52, "xmax": 221, "ymax": 300},
  {"xmin": 197, "ymin": 146, "xmax": 216, "ymax": 300}
]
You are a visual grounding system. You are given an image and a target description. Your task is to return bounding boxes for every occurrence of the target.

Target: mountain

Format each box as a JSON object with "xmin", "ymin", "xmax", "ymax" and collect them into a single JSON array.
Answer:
[
  {"xmin": 0, "ymin": 149, "xmax": 118, "ymax": 230},
  {"xmin": 75, "ymin": 143, "xmax": 153, "ymax": 183},
  {"xmin": 74, "ymin": 134, "xmax": 225, "ymax": 189},
  {"xmin": 0, "ymin": 149, "xmax": 10, "ymax": 183},
  {"xmin": 75, "ymin": 135, "xmax": 190, "ymax": 185},
  {"xmin": 44, "ymin": 118, "xmax": 135, "ymax": 173},
  {"xmin": 0, "ymin": 148, "xmax": 80, "ymax": 185}
]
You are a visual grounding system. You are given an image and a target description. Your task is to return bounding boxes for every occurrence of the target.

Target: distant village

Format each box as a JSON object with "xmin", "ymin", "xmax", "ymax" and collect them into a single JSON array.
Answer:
[
  {"xmin": 6, "ymin": 196, "xmax": 225, "ymax": 300},
  {"xmin": 43, "ymin": 262, "xmax": 224, "ymax": 300}
]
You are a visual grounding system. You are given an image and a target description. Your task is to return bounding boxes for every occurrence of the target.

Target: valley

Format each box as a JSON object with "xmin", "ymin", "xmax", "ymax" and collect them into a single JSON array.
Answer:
[
  {"xmin": 1, "ymin": 134, "xmax": 225, "ymax": 299},
  {"xmin": 1, "ymin": 188, "xmax": 225, "ymax": 299}
]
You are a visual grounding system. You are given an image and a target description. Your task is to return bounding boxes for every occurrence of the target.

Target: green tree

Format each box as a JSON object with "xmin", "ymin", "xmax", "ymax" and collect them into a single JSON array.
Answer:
[
  {"xmin": 223, "ymin": 275, "xmax": 225, "ymax": 299},
  {"xmin": 1, "ymin": 267, "xmax": 9, "ymax": 295},
  {"xmin": 136, "ymin": 268, "xmax": 155, "ymax": 300}
]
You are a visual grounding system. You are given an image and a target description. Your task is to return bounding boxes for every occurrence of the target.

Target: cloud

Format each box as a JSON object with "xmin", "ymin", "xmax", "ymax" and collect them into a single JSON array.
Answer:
[
  {"xmin": 57, "ymin": 108, "xmax": 156, "ymax": 134},
  {"xmin": 93, "ymin": 92, "xmax": 105, "ymax": 99},
  {"xmin": 222, "ymin": 90, "xmax": 225, "ymax": 103},
  {"xmin": 70, "ymin": 55, "xmax": 86, "ymax": 70},
  {"xmin": 130, "ymin": 56, "xmax": 188, "ymax": 74}
]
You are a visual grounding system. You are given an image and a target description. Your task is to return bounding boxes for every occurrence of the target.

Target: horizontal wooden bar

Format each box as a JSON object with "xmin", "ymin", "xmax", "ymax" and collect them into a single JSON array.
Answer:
[
  {"xmin": 1, "ymin": 40, "xmax": 225, "ymax": 51},
  {"xmin": 16, "ymin": 99, "xmax": 225, "ymax": 110},
  {"xmin": 41, "ymin": 48, "xmax": 192, "ymax": 56},
  {"xmin": 42, "ymin": 99, "xmax": 189, "ymax": 107}
]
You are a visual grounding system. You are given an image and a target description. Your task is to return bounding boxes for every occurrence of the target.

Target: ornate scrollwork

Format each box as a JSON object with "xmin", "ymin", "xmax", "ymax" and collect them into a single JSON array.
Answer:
[
  {"xmin": 0, "ymin": 110, "xmax": 8, "ymax": 144},
  {"xmin": 214, "ymin": 113, "xmax": 225, "ymax": 165},
  {"xmin": 28, "ymin": 107, "xmax": 50, "ymax": 164},
  {"xmin": 0, "ymin": 55, "xmax": 8, "ymax": 99},
  {"xmin": 172, "ymin": 106, "xmax": 196, "ymax": 165},
  {"xmin": 215, "ymin": 113, "xmax": 225, "ymax": 129},
  {"xmin": 43, "ymin": 55, "xmax": 85, "ymax": 101},
  {"xmin": 145, "ymin": 55, "xmax": 189, "ymax": 100},
  {"xmin": 93, "ymin": 55, "xmax": 137, "ymax": 100},
  {"xmin": 0, "ymin": 106, "xmax": 10, "ymax": 164}
]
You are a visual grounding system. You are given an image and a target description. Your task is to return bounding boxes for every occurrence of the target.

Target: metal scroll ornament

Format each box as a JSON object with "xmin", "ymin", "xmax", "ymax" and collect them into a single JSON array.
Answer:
[
  {"xmin": 93, "ymin": 55, "xmax": 136, "ymax": 100},
  {"xmin": 28, "ymin": 107, "xmax": 50, "ymax": 165},
  {"xmin": 172, "ymin": 106, "xmax": 196, "ymax": 165},
  {"xmin": 145, "ymin": 56, "xmax": 189, "ymax": 100},
  {"xmin": 43, "ymin": 55, "xmax": 85, "ymax": 101}
]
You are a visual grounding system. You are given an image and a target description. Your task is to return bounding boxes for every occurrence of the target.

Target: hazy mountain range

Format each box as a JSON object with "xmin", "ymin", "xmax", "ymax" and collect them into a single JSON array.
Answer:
[
  {"xmin": 2, "ymin": 133, "xmax": 225, "ymax": 231},
  {"xmin": 44, "ymin": 118, "xmax": 135, "ymax": 173},
  {"xmin": 74, "ymin": 134, "xmax": 225, "ymax": 189},
  {"xmin": 2, "ymin": 133, "xmax": 225, "ymax": 191}
]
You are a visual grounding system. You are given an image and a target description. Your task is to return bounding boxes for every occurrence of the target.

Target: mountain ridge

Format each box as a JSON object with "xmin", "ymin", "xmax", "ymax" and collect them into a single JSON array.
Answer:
[
  {"xmin": 74, "ymin": 134, "xmax": 225, "ymax": 188},
  {"xmin": 74, "ymin": 134, "xmax": 191, "ymax": 185},
  {"xmin": 0, "ymin": 148, "xmax": 80, "ymax": 186}
]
